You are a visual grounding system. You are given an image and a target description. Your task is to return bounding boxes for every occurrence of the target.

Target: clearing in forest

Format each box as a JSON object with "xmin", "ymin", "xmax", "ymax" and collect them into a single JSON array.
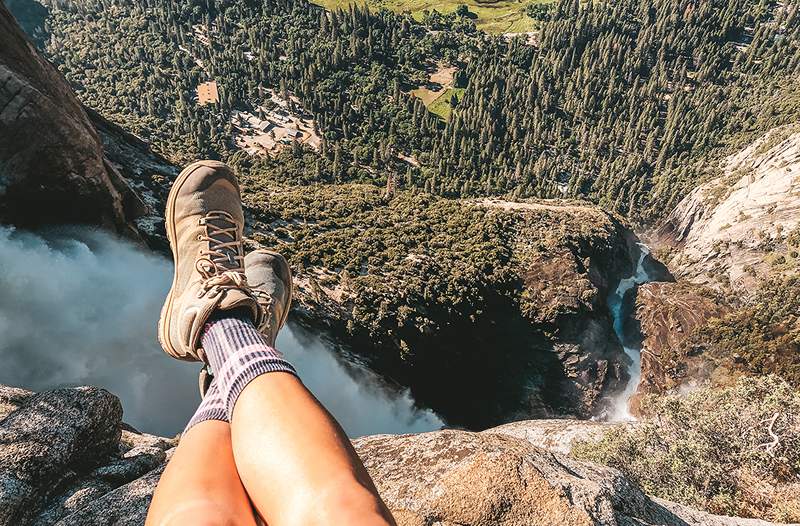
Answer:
[
  {"xmin": 411, "ymin": 64, "xmax": 464, "ymax": 120},
  {"xmin": 410, "ymin": 65, "xmax": 456, "ymax": 104},
  {"xmin": 313, "ymin": 0, "xmax": 551, "ymax": 34},
  {"xmin": 427, "ymin": 87, "xmax": 465, "ymax": 120},
  {"xmin": 232, "ymin": 89, "xmax": 321, "ymax": 156}
]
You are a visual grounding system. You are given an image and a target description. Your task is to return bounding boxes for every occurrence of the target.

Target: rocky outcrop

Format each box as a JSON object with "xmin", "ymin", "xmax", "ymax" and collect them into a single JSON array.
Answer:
[
  {"xmin": 0, "ymin": 2, "xmax": 144, "ymax": 233},
  {"xmin": 485, "ymin": 417, "xmax": 625, "ymax": 455},
  {"xmin": 0, "ymin": 385, "xmax": 175, "ymax": 525},
  {"xmin": 633, "ymin": 282, "xmax": 730, "ymax": 398},
  {"xmin": 495, "ymin": 199, "xmax": 638, "ymax": 418},
  {"xmin": 480, "ymin": 200, "xmax": 638, "ymax": 420},
  {"xmin": 657, "ymin": 125, "xmax": 800, "ymax": 296},
  {"xmin": 638, "ymin": 126, "xmax": 800, "ymax": 400},
  {"xmin": 245, "ymin": 190, "xmax": 641, "ymax": 426},
  {"xmin": 356, "ymin": 429, "xmax": 782, "ymax": 526},
  {"xmin": 85, "ymin": 107, "xmax": 177, "ymax": 250},
  {"xmin": 0, "ymin": 384, "xmax": 788, "ymax": 526}
]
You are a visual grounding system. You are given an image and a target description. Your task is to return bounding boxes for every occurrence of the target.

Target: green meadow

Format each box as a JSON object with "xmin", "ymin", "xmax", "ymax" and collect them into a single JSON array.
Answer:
[{"xmin": 312, "ymin": 0, "xmax": 547, "ymax": 34}]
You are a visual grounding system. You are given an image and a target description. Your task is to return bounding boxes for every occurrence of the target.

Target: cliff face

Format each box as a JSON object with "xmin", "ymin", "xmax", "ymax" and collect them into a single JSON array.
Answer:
[
  {"xmin": 633, "ymin": 282, "xmax": 730, "ymax": 401},
  {"xmin": 0, "ymin": 384, "xmax": 783, "ymax": 526},
  {"xmin": 0, "ymin": 2, "xmax": 143, "ymax": 233},
  {"xmin": 483, "ymin": 199, "xmax": 638, "ymax": 419},
  {"xmin": 637, "ymin": 126, "xmax": 800, "ymax": 397},
  {"xmin": 657, "ymin": 125, "xmax": 800, "ymax": 295}
]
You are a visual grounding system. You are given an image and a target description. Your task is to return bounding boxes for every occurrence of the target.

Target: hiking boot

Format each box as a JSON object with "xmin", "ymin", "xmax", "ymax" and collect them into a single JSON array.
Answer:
[
  {"xmin": 244, "ymin": 249, "xmax": 293, "ymax": 346},
  {"xmin": 158, "ymin": 160, "xmax": 260, "ymax": 363},
  {"xmin": 199, "ymin": 249, "xmax": 292, "ymax": 395}
]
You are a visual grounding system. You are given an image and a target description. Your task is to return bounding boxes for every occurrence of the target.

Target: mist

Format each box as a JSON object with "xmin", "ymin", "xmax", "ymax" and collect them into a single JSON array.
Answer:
[{"xmin": 0, "ymin": 226, "xmax": 442, "ymax": 437}]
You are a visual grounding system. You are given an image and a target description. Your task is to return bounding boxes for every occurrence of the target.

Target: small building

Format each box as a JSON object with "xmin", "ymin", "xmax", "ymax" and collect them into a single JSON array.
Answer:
[{"xmin": 197, "ymin": 81, "xmax": 220, "ymax": 105}]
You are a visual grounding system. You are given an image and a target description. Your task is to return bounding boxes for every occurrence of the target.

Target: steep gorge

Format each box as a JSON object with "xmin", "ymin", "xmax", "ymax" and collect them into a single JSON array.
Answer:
[
  {"xmin": 0, "ymin": 0, "xmax": 648, "ymax": 428},
  {"xmin": 1, "ymin": 2, "xmax": 799, "ymax": 522}
]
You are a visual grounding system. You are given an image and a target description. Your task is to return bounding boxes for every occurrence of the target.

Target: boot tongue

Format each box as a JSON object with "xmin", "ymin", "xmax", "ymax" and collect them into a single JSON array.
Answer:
[
  {"xmin": 218, "ymin": 289, "xmax": 260, "ymax": 325},
  {"xmin": 207, "ymin": 217, "xmax": 242, "ymax": 272}
]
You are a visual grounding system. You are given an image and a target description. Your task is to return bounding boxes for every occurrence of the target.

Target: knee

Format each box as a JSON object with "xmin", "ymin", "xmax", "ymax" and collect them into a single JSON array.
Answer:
[
  {"xmin": 154, "ymin": 499, "xmax": 251, "ymax": 526},
  {"xmin": 284, "ymin": 481, "xmax": 392, "ymax": 526}
]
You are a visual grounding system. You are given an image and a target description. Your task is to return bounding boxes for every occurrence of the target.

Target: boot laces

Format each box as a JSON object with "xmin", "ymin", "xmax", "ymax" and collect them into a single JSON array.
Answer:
[
  {"xmin": 251, "ymin": 288, "xmax": 275, "ymax": 330},
  {"xmin": 195, "ymin": 210, "xmax": 248, "ymax": 298}
]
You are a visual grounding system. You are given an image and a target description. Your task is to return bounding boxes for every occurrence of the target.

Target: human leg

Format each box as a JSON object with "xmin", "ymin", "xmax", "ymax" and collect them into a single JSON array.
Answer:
[
  {"xmin": 200, "ymin": 313, "xmax": 394, "ymax": 526},
  {"xmin": 154, "ymin": 161, "xmax": 394, "ymax": 526},
  {"xmin": 146, "ymin": 419, "xmax": 257, "ymax": 526}
]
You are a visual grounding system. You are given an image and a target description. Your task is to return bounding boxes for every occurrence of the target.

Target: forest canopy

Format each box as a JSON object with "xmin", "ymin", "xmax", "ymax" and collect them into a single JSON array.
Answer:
[{"xmin": 31, "ymin": 0, "xmax": 800, "ymax": 224}]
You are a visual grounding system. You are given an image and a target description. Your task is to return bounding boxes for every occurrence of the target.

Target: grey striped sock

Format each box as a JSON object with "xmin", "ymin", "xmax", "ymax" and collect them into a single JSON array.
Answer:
[
  {"xmin": 184, "ymin": 379, "xmax": 228, "ymax": 434},
  {"xmin": 200, "ymin": 313, "xmax": 297, "ymax": 420}
]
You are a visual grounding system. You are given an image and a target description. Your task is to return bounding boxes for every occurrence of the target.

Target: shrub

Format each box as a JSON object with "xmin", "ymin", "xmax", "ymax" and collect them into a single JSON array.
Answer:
[{"xmin": 572, "ymin": 376, "xmax": 800, "ymax": 521}]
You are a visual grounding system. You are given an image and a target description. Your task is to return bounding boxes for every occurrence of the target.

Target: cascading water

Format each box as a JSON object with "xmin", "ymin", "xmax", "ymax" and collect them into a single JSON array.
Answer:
[{"xmin": 606, "ymin": 244, "xmax": 654, "ymax": 421}]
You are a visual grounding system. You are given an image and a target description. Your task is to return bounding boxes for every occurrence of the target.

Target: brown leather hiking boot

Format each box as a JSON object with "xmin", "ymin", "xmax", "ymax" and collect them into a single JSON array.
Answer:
[
  {"xmin": 158, "ymin": 160, "xmax": 260, "ymax": 363},
  {"xmin": 198, "ymin": 249, "xmax": 293, "ymax": 395}
]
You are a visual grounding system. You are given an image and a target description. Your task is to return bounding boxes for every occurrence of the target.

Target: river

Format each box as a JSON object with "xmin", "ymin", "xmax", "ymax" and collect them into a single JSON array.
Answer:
[
  {"xmin": 605, "ymin": 244, "xmax": 653, "ymax": 421},
  {"xmin": 0, "ymin": 226, "xmax": 443, "ymax": 437}
]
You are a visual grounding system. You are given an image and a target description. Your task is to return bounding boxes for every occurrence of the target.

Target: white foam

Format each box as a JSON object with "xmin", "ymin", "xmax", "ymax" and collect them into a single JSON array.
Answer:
[
  {"xmin": 0, "ymin": 226, "xmax": 442, "ymax": 437},
  {"xmin": 606, "ymin": 244, "xmax": 652, "ymax": 421}
]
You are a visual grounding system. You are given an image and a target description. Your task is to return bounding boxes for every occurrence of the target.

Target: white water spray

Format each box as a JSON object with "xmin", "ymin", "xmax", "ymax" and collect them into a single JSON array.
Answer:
[
  {"xmin": 0, "ymin": 226, "xmax": 442, "ymax": 437},
  {"xmin": 606, "ymin": 244, "xmax": 653, "ymax": 421}
]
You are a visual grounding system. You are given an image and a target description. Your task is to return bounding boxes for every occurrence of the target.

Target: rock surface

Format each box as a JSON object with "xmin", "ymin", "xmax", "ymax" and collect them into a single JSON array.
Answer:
[
  {"xmin": 0, "ymin": 384, "xmax": 792, "ymax": 526},
  {"xmin": 356, "ymin": 428, "xmax": 783, "ymax": 526},
  {"xmin": 0, "ymin": 2, "xmax": 143, "ymax": 233},
  {"xmin": 633, "ymin": 281, "xmax": 731, "ymax": 398},
  {"xmin": 657, "ymin": 125, "xmax": 800, "ymax": 295},
  {"xmin": 0, "ymin": 385, "xmax": 176, "ymax": 526},
  {"xmin": 484, "ymin": 417, "xmax": 625, "ymax": 455}
]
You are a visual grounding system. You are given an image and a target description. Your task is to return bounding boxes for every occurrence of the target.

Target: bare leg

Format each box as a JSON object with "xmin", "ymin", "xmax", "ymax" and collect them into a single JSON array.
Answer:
[
  {"xmin": 230, "ymin": 373, "xmax": 395, "ymax": 526},
  {"xmin": 146, "ymin": 420, "xmax": 258, "ymax": 526}
]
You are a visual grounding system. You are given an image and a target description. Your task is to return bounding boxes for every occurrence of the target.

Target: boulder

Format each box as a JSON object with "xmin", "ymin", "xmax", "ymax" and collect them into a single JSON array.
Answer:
[
  {"xmin": 353, "ymin": 428, "xmax": 780, "ymax": 526},
  {"xmin": 0, "ymin": 387, "xmax": 122, "ymax": 525}
]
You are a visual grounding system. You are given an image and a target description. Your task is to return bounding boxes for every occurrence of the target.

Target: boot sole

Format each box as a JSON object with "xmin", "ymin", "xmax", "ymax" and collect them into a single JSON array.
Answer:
[{"xmin": 158, "ymin": 160, "xmax": 231, "ymax": 362}]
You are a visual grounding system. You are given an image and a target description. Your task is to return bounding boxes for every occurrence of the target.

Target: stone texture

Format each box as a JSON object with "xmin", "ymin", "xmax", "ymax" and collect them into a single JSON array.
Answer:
[
  {"xmin": 0, "ymin": 385, "xmax": 793, "ymax": 526},
  {"xmin": 657, "ymin": 125, "xmax": 800, "ymax": 296},
  {"xmin": 0, "ymin": 387, "xmax": 122, "ymax": 525},
  {"xmin": 632, "ymin": 281, "xmax": 731, "ymax": 401},
  {"xmin": 484, "ymin": 418, "xmax": 625, "ymax": 455},
  {"xmin": 0, "ymin": 1, "xmax": 143, "ymax": 232},
  {"xmin": 52, "ymin": 464, "xmax": 166, "ymax": 526},
  {"xmin": 353, "ymin": 428, "xmax": 784, "ymax": 526},
  {"xmin": 0, "ymin": 384, "xmax": 33, "ymax": 420}
]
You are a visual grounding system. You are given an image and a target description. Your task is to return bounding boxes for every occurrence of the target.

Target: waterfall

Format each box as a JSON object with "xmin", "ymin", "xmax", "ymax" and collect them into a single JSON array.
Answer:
[{"xmin": 606, "ymin": 244, "xmax": 653, "ymax": 421}]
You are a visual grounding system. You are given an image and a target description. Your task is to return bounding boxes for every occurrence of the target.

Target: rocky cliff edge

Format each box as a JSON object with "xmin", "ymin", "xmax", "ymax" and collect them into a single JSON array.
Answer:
[{"xmin": 0, "ymin": 384, "xmax": 791, "ymax": 526}]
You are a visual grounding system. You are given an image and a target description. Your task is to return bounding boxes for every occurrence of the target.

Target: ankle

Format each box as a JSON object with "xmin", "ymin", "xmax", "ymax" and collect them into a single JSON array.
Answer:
[{"xmin": 207, "ymin": 306, "xmax": 256, "ymax": 324}]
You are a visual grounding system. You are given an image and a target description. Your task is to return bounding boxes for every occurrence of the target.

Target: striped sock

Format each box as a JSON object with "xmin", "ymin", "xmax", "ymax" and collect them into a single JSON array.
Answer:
[
  {"xmin": 184, "ymin": 379, "xmax": 228, "ymax": 434},
  {"xmin": 200, "ymin": 312, "xmax": 297, "ymax": 420}
]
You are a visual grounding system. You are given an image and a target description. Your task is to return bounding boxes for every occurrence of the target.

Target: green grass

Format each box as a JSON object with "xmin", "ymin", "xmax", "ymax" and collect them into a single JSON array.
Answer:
[
  {"xmin": 313, "ymin": 0, "xmax": 549, "ymax": 34},
  {"xmin": 427, "ymin": 87, "xmax": 465, "ymax": 120}
]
